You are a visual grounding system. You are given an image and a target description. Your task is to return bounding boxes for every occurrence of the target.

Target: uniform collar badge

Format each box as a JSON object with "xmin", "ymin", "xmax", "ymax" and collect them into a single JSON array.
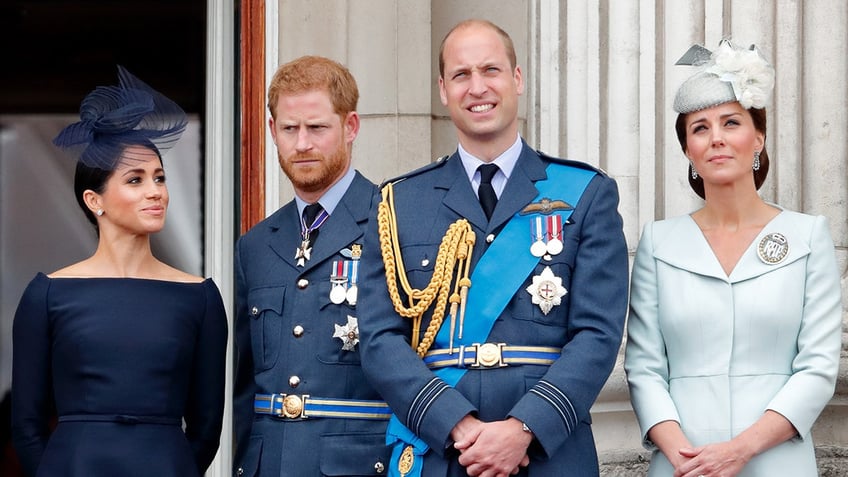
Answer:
[{"xmin": 525, "ymin": 266, "xmax": 567, "ymax": 315}]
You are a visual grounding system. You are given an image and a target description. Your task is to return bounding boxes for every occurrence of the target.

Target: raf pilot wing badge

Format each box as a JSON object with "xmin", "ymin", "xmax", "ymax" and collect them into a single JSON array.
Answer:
[{"xmin": 521, "ymin": 197, "xmax": 573, "ymax": 215}]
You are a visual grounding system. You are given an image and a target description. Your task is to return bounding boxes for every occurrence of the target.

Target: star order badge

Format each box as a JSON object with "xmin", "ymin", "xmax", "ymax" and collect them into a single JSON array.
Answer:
[
  {"xmin": 333, "ymin": 315, "xmax": 360, "ymax": 351},
  {"xmin": 525, "ymin": 266, "xmax": 567, "ymax": 315}
]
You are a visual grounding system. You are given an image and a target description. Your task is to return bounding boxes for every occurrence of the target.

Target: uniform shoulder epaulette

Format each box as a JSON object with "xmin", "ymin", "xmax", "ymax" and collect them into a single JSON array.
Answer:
[
  {"xmin": 535, "ymin": 150, "xmax": 610, "ymax": 177},
  {"xmin": 379, "ymin": 154, "xmax": 452, "ymax": 189}
]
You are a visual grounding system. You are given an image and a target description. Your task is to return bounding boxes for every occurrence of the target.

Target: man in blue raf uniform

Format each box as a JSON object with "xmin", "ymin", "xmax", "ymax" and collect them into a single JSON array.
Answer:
[
  {"xmin": 358, "ymin": 20, "xmax": 628, "ymax": 476},
  {"xmin": 233, "ymin": 56, "xmax": 391, "ymax": 476}
]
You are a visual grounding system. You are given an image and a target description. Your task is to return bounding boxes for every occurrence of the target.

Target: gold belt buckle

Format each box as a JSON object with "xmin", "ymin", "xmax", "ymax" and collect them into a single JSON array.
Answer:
[
  {"xmin": 275, "ymin": 394, "xmax": 309, "ymax": 419},
  {"xmin": 471, "ymin": 343, "xmax": 506, "ymax": 368}
]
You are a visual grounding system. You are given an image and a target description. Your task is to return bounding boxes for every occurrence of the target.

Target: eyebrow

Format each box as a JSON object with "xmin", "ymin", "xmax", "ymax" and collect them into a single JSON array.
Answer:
[
  {"xmin": 120, "ymin": 167, "xmax": 164, "ymax": 177},
  {"xmin": 688, "ymin": 111, "xmax": 743, "ymax": 125}
]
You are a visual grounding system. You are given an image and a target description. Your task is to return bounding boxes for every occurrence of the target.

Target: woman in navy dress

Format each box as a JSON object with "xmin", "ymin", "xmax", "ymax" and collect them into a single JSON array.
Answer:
[{"xmin": 11, "ymin": 67, "xmax": 228, "ymax": 477}]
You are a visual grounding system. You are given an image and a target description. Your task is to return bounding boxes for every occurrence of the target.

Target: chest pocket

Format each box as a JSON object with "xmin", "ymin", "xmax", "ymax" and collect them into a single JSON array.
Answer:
[
  {"xmin": 248, "ymin": 286, "xmax": 286, "ymax": 371},
  {"xmin": 397, "ymin": 243, "xmax": 438, "ymax": 291},
  {"xmin": 508, "ymin": 233, "xmax": 578, "ymax": 327}
]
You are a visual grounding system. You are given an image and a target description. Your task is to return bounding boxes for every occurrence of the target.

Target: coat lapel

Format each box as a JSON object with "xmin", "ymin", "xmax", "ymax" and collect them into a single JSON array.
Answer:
[
  {"xmin": 653, "ymin": 211, "xmax": 810, "ymax": 283},
  {"xmin": 728, "ymin": 211, "xmax": 810, "ymax": 283},
  {"xmin": 266, "ymin": 202, "xmax": 304, "ymax": 271},
  {"xmin": 264, "ymin": 171, "xmax": 375, "ymax": 272},
  {"xmin": 438, "ymin": 154, "xmax": 490, "ymax": 231},
  {"xmin": 438, "ymin": 144, "xmax": 547, "ymax": 233},
  {"xmin": 298, "ymin": 172, "xmax": 374, "ymax": 273},
  {"xmin": 487, "ymin": 144, "xmax": 547, "ymax": 232}
]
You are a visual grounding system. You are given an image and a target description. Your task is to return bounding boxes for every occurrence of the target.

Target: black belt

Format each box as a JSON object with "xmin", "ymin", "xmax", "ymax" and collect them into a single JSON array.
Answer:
[{"xmin": 58, "ymin": 414, "xmax": 182, "ymax": 425}]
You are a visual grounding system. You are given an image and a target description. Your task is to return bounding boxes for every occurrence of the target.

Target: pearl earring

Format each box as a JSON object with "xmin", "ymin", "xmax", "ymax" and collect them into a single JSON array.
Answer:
[{"xmin": 96, "ymin": 209, "xmax": 104, "ymax": 217}]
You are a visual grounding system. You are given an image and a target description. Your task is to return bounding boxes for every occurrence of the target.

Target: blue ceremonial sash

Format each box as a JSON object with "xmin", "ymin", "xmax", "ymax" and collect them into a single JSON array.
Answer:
[{"xmin": 386, "ymin": 162, "xmax": 597, "ymax": 477}]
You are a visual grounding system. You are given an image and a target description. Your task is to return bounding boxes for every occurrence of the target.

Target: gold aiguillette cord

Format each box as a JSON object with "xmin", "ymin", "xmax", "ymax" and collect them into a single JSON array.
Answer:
[{"xmin": 378, "ymin": 183, "xmax": 475, "ymax": 357}]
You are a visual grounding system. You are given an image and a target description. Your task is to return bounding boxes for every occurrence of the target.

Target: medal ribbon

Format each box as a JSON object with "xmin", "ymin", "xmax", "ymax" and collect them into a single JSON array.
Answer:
[
  {"xmin": 332, "ymin": 260, "xmax": 344, "ymax": 279},
  {"xmin": 547, "ymin": 215, "xmax": 562, "ymax": 242},
  {"xmin": 531, "ymin": 216, "xmax": 546, "ymax": 243},
  {"xmin": 386, "ymin": 162, "xmax": 597, "ymax": 477},
  {"xmin": 350, "ymin": 260, "xmax": 359, "ymax": 285},
  {"xmin": 301, "ymin": 208, "xmax": 329, "ymax": 240}
]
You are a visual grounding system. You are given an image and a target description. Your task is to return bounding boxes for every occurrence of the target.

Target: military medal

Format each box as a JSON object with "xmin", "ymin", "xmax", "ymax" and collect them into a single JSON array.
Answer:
[
  {"xmin": 295, "ymin": 207, "xmax": 329, "ymax": 267},
  {"xmin": 329, "ymin": 260, "xmax": 348, "ymax": 304},
  {"xmin": 525, "ymin": 266, "xmax": 567, "ymax": 315},
  {"xmin": 295, "ymin": 239, "xmax": 312, "ymax": 267},
  {"xmin": 757, "ymin": 232, "xmax": 789, "ymax": 265},
  {"xmin": 530, "ymin": 216, "xmax": 547, "ymax": 257},
  {"xmin": 332, "ymin": 315, "xmax": 359, "ymax": 351},
  {"xmin": 398, "ymin": 445, "xmax": 415, "ymax": 477},
  {"xmin": 546, "ymin": 215, "xmax": 563, "ymax": 255},
  {"xmin": 346, "ymin": 260, "xmax": 359, "ymax": 305}
]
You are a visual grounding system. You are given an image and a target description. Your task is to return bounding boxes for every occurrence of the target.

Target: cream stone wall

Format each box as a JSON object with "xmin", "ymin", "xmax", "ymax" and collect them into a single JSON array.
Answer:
[{"xmin": 264, "ymin": 0, "xmax": 848, "ymax": 473}]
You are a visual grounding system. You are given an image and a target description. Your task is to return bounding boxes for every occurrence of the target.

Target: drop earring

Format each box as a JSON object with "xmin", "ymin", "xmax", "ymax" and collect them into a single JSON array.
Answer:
[
  {"xmin": 753, "ymin": 151, "xmax": 761, "ymax": 171},
  {"xmin": 689, "ymin": 161, "xmax": 698, "ymax": 179}
]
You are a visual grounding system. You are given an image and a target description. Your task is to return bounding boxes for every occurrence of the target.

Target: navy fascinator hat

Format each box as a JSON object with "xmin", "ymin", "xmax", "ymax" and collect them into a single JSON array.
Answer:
[{"xmin": 53, "ymin": 66, "xmax": 187, "ymax": 170}]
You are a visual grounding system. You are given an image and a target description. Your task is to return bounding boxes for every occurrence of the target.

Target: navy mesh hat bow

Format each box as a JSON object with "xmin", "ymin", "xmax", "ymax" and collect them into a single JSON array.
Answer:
[{"xmin": 53, "ymin": 66, "xmax": 187, "ymax": 170}]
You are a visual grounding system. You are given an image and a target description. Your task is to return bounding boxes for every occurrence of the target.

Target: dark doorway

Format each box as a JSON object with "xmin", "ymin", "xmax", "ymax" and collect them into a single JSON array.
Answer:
[{"xmin": 0, "ymin": 0, "xmax": 206, "ymax": 115}]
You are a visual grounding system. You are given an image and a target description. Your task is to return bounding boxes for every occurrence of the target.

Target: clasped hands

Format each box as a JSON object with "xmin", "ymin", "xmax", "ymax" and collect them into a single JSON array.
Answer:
[
  {"xmin": 671, "ymin": 440, "xmax": 751, "ymax": 477},
  {"xmin": 451, "ymin": 415, "xmax": 533, "ymax": 477}
]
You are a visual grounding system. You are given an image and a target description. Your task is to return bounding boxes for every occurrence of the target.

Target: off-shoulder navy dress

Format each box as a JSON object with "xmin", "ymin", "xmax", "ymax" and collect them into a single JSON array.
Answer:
[{"xmin": 11, "ymin": 273, "xmax": 228, "ymax": 477}]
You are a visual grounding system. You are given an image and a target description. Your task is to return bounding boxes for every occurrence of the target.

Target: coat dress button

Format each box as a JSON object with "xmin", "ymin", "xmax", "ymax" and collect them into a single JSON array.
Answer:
[
  {"xmin": 297, "ymin": 278, "xmax": 309, "ymax": 289},
  {"xmin": 292, "ymin": 325, "xmax": 304, "ymax": 337},
  {"xmin": 289, "ymin": 375, "xmax": 301, "ymax": 388},
  {"xmin": 374, "ymin": 461, "xmax": 386, "ymax": 474}
]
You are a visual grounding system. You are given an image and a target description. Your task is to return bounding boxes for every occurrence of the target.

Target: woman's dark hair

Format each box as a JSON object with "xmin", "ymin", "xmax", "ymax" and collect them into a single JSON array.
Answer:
[
  {"xmin": 74, "ymin": 161, "xmax": 112, "ymax": 233},
  {"xmin": 675, "ymin": 106, "xmax": 770, "ymax": 200}
]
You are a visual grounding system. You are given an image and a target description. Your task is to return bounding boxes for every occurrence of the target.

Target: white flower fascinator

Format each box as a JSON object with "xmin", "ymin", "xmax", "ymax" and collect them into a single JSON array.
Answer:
[{"xmin": 673, "ymin": 40, "xmax": 775, "ymax": 114}]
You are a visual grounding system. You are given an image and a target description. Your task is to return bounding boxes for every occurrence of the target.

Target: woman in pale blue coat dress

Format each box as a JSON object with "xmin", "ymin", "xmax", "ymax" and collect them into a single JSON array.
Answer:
[{"xmin": 625, "ymin": 41, "xmax": 842, "ymax": 477}]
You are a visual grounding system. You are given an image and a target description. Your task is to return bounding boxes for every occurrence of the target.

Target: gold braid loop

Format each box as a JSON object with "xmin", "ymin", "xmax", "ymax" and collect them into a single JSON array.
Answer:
[{"xmin": 378, "ymin": 182, "xmax": 476, "ymax": 357}]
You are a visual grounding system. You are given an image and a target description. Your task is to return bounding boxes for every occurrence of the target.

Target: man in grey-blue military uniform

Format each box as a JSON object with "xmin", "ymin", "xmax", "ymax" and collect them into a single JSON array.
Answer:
[
  {"xmin": 358, "ymin": 20, "xmax": 628, "ymax": 477},
  {"xmin": 233, "ymin": 56, "xmax": 391, "ymax": 477}
]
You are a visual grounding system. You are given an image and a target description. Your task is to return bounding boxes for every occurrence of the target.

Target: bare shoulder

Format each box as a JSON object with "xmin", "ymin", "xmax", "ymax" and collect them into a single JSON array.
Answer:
[
  {"xmin": 157, "ymin": 263, "xmax": 206, "ymax": 283},
  {"xmin": 48, "ymin": 260, "xmax": 97, "ymax": 278}
]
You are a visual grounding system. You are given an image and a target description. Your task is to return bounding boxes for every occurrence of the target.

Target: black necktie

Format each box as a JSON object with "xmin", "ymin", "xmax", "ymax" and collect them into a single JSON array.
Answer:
[
  {"xmin": 477, "ymin": 164, "xmax": 499, "ymax": 220},
  {"xmin": 302, "ymin": 203, "xmax": 324, "ymax": 244}
]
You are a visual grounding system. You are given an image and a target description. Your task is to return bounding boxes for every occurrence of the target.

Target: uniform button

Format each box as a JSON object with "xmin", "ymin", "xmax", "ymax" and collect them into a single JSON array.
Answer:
[
  {"xmin": 292, "ymin": 325, "xmax": 304, "ymax": 337},
  {"xmin": 297, "ymin": 278, "xmax": 309, "ymax": 289},
  {"xmin": 251, "ymin": 306, "xmax": 259, "ymax": 315},
  {"xmin": 421, "ymin": 259, "xmax": 429, "ymax": 267},
  {"xmin": 486, "ymin": 233, "xmax": 495, "ymax": 243},
  {"xmin": 289, "ymin": 376, "xmax": 301, "ymax": 388},
  {"xmin": 374, "ymin": 461, "xmax": 385, "ymax": 474},
  {"xmin": 236, "ymin": 467, "xmax": 244, "ymax": 476}
]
